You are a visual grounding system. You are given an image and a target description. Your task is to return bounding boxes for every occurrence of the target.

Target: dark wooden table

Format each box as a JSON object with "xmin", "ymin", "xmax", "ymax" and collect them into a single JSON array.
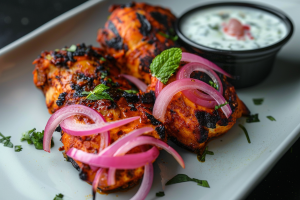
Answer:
[{"xmin": 1, "ymin": 0, "xmax": 299, "ymax": 199}]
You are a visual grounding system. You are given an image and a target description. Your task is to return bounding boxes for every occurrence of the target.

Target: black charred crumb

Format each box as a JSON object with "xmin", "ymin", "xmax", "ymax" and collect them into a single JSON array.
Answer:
[
  {"xmin": 150, "ymin": 12, "xmax": 170, "ymax": 34},
  {"xmin": 122, "ymin": 92, "xmax": 139, "ymax": 103},
  {"xmin": 106, "ymin": 36, "xmax": 123, "ymax": 50},
  {"xmin": 56, "ymin": 92, "xmax": 67, "ymax": 106},
  {"xmin": 136, "ymin": 13, "xmax": 151, "ymax": 36},
  {"xmin": 126, "ymin": 170, "xmax": 135, "ymax": 179},
  {"xmin": 145, "ymin": 112, "xmax": 161, "ymax": 125},
  {"xmin": 128, "ymin": 104, "xmax": 137, "ymax": 111},
  {"xmin": 71, "ymin": 84, "xmax": 85, "ymax": 97},
  {"xmin": 148, "ymin": 39, "xmax": 154, "ymax": 44},
  {"xmin": 218, "ymin": 118, "xmax": 229, "ymax": 126},
  {"xmin": 195, "ymin": 111, "xmax": 220, "ymax": 129},
  {"xmin": 79, "ymin": 170, "xmax": 88, "ymax": 181},
  {"xmin": 108, "ymin": 21, "xmax": 120, "ymax": 37},
  {"xmin": 155, "ymin": 125, "xmax": 165, "ymax": 139},
  {"xmin": 106, "ymin": 88, "xmax": 123, "ymax": 101},
  {"xmin": 139, "ymin": 55, "xmax": 153, "ymax": 72},
  {"xmin": 141, "ymin": 91, "xmax": 155, "ymax": 104},
  {"xmin": 198, "ymin": 126, "xmax": 208, "ymax": 143},
  {"xmin": 68, "ymin": 157, "xmax": 80, "ymax": 171},
  {"xmin": 170, "ymin": 109, "xmax": 176, "ymax": 114},
  {"xmin": 107, "ymin": 102, "xmax": 117, "ymax": 109},
  {"xmin": 55, "ymin": 125, "xmax": 61, "ymax": 132}
]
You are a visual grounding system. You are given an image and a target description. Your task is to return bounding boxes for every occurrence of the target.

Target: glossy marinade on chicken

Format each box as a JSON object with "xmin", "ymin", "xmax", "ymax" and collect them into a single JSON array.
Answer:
[{"xmin": 32, "ymin": 44, "xmax": 166, "ymax": 191}]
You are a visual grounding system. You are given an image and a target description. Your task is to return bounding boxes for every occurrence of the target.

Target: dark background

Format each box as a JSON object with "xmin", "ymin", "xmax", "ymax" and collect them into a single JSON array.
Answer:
[{"xmin": 1, "ymin": 0, "xmax": 299, "ymax": 199}]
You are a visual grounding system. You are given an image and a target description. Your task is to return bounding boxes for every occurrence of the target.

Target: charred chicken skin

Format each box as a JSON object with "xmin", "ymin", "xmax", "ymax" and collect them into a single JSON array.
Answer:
[
  {"xmin": 33, "ymin": 44, "xmax": 166, "ymax": 191},
  {"xmin": 97, "ymin": 2, "xmax": 178, "ymax": 84},
  {"xmin": 97, "ymin": 2, "xmax": 250, "ymax": 154}
]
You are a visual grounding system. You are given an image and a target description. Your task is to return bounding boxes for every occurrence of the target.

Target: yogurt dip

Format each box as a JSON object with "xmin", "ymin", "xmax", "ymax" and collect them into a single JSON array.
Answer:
[{"xmin": 180, "ymin": 6, "xmax": 288, "ymax": 51}]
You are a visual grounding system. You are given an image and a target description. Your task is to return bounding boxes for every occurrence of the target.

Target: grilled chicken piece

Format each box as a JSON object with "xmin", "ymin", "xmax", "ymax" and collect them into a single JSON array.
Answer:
[
  {"xmin": 148, "ymin": 71, "xmax": 249, "ymax": 154},
  {"xmin": 97, "ymin": 2, "xmax": 178, "ymax": 84},
  {"xmin": 97, "ymin": 3, "xmax": 249, "ymax": 154},
  {"xmin": 33, "ymin": 44, "xmax": 166, "ymax": 191}
]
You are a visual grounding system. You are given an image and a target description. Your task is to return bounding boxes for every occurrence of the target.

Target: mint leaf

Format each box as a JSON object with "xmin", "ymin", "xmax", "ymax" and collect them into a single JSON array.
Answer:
[
  {"xmin": 197, "ymin": 146, "xmax": 214, "ymax": 162},
  {"xmin": 0, "ymin": 132, "xmax": 13, "ymax": 148},
  {"xmin": 81, "ymin": 84, "xmax": 113, "ymax": 101},
  {"xmin": 150, "ymin": 48, "xmax": 182, "ymax": 84},
  {"xmin": 266, "ymin": 116, "xmax": 276, "ymax": 121},
  {"xmin": 253, "ymin": 98, "xmax": 264, "ymax": 105},
  {"xmin": 21, "ymin": 128, "xmax": 36, "ymax": 141},
  {"xmin": 15, "ymin": 145, "xmax": 22, "ymax": 152},
  {"xmin": 166, "ymin": 174, "xmax": 210, "ymax": 188}
]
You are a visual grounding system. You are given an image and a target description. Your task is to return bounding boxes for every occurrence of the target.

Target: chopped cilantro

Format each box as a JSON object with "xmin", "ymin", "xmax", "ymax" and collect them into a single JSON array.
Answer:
[
  {"xmin": 197, "ymin": 146, "xmax": 214, "ymax": 162},
  {"xmin": 81, "ymin": 84, "xmax": 113, "ymax": 101},
  {"xmin": 266, "ymin": 116, "xmax": 276, "ymax": 121},
  {"xmin": 100, "ymin": 57, "xmax": 106, "ymax": 61},
  {"xmin": 45, "ymin": 54, "xmax": 53, "ymax": 60},
  {"xmin": 166, "ymin": 174, "xmax": 210, "ymax": 188},
  {"xmin": 124, "ymin": 90, "xmax": 139, "ymax": 94},
  {"xmin": 209, "ymin": 80, "xmax": 218, "ymax": 90},
  {"xmin": 100, "ymin": 71, "xmax": 108, "ymax": 79},
  {"xmin": 158, "ymin": 31, "xmax": 178, "ymax": 41},
  {"xmin": 208, "ymin": 24, "xmax": 219, "ymax": 31},
  {"xmin": 0, "ymin": 132, "xmax": 13, "ymax": 148},
  {"xmin": 156, "ymin": 191, "xmax": 165, "ymax": 197},
  {"xmin": 150, "ymin": 48, "xmax": 182, "ymax": 84},
  {"xmin": 14, "ymin": 145, "xmax": 22, "ymax": 152},
  {"xmin": 53, "ymin": 193, "xmax": 64, "ymax": 200},
  {"xmin": 246, "ymin": 114, "xmax": 260, "ymax": 123},
  {"xmin": 21, "ymin": 128, "xmax": 54, "ymax": 150},
  {"xmin": 67, "ymin": 45, "xmax": 77, "ymax": 52},
  {"xmin": 239, "ymin": 124, "xmax": 251, "ymax": 143},
  {"xmin": 215, "ymin": 101, "xmax": 229, "ymax": 110},
  {"xmin": 253, "ymin": 98, "xmax": 264, "ymax": 105}
]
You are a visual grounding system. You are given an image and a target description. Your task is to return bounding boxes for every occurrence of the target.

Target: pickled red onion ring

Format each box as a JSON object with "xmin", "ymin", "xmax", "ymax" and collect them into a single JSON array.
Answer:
[
  {"xmin": 153, "ymin": 78, "xmax": 232, "ymax": 122},
  {"xmin": 130, "ymin": 163, "xmax": 153, "ymax": 200},
  {"xmin": 155, "ymin": 80, "xmax": 163, "ymax": 97},
  {"xmin": 120, "ymin": 74, "xmax": 147, "ymax": 92},
  {"xmin": 181, "ymin": 52, "xmax": 233, "ymax": 78},
  {"xmin": 66, "ymin": 146, "xmax": 159, "ymax": 169},
  {"xmin": 176, "ymin": 62, "xmax": 223, "ymax": 108},
  {"xmin": 60, "ymin": 116, "xmax": 140, "ymax": 136},
  {"xmin": 43, "ymin": 105, "xmax": 106, "ymax": 152}
]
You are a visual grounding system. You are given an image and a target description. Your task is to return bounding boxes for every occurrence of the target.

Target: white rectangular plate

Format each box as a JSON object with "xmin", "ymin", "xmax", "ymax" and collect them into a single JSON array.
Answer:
[{"xmin": 0, "ymin": 0, "xmax": 300, "ymax": 199}]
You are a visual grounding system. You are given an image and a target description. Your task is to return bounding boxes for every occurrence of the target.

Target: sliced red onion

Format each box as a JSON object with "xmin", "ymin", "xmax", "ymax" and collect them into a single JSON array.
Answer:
[
  {"xmin": 66, "ymin": 146, "xmax": 159, "ymax": 169},
  {"xmin": 155, "ymin": 80, "xmax": 163, "ymax": 97},
  {"xmin": 130, "ymin": 163, "xmax": 153, "ymax": 200},
  {"xmin": 120, "ymin": 74, "xmax": 147, "ymax": 92},
  {"xmin": 99, "ymin": 127, "xmax": 154, "ymax": 156},
  {"xmin": 114, "ymin": 136, "xmax": 185, "ymax": 168},
  {"xmin": 60, "ymin": 116, "xmax": 140, "ymax": 136},
  {"xmin": 153, "ymin": 78, "xmax": 232, "ymax": 122},
  {"xmin": 43, "ymin": 105, "xmax": 105, "ymax": 152},
  {"xmin": 181, "ymin": 52, "xmax": 233, "ymax": 78},
  {"xmin": 92, "ymin": 168, "xmax": 104, "ymax": 195},
  {"xmin": 176, "ymin": 62, "xmax": 223, "ymax": 108}
]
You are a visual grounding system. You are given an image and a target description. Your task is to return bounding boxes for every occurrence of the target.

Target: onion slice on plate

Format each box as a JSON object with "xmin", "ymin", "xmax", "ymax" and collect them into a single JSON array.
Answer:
[
  {"xmin": 66, "ymin": 146, "xmax": 159, "ymax": 169},
  {"xmin": 181, "ymin": 52, "xmax": 233, "ymax": 78},
  {"xmin": 153, "ymin": 78, "xmax": 232, "ymax": 122},
  {"xmin": 120, "ymin": 74, "xmax": 148, "ymax": 92}
]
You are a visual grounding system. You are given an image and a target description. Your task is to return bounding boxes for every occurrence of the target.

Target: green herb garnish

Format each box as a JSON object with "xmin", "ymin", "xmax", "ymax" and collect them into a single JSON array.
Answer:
[
  {"xmin": 266, "ymin": 116, "xmax": 276, "ymax": 121},
  {"xmin": 21, "ymin": 128, "xmax": 54, "ymax": 150},
  {"xmin": 150, "ymin": 48, "xmax": 182, "ymax": 84},
  {"xmin": 100, "ymin": 57, "xmax": 106, "ymax": 61},
  {"xmin": 239, "ymin": 124, "xmax": 251, "ymax": 143},
  {"xmin": 0, "ymin": 132, "xmax": 13, "ymax": 148},
  {"xmin": 158, "ymin": 32, "xmax": 178, "ymax": 41},
  {"xmin": 156, "ymin": 191, "xmax": 165, "ymax": 197},
  {"xmin": 166, "ymin": 174, "xmax": 210, "ymax": 188},
  {"xmin": 209, "ymin": 80, "xmax": 218, "ymax": 90},
  {"xmin": 53, "ymin": 193, "xmax": 64, "ymax": 200},
  {"xmin": 215, "ymin": 101, "xmax": 228, "ymax": 110},
  {"xmin": 197, "ymin": 146, "xmax": 214, "ymax": 162},
  {"xmin": 81, "ymin": 84, "xmax": 113, "ymax": 101},
  {"xmin": 208, "ymin": 24, "xmax": 219, "ymax": 31},
  {"xmin": 14, "ymin": 145, "xmax": 22, "ymax": 152},
  {"xmin": 67, "ymin": 45, "xmax": 77, "ymax": 52},
  {"xmin": 124, "ymin": 90, "xmax": 139, "ymax": 94},
  {"xmin": 253, "ymin": 98, "xmax": 264, "ymax": 105},
  {"xmin": 246, "ymin": 114, "xmax": 260, "ymax": 123},
  {"xmin": 100, "ymin": 71, "xmax": 108, "ymax": 79}
]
